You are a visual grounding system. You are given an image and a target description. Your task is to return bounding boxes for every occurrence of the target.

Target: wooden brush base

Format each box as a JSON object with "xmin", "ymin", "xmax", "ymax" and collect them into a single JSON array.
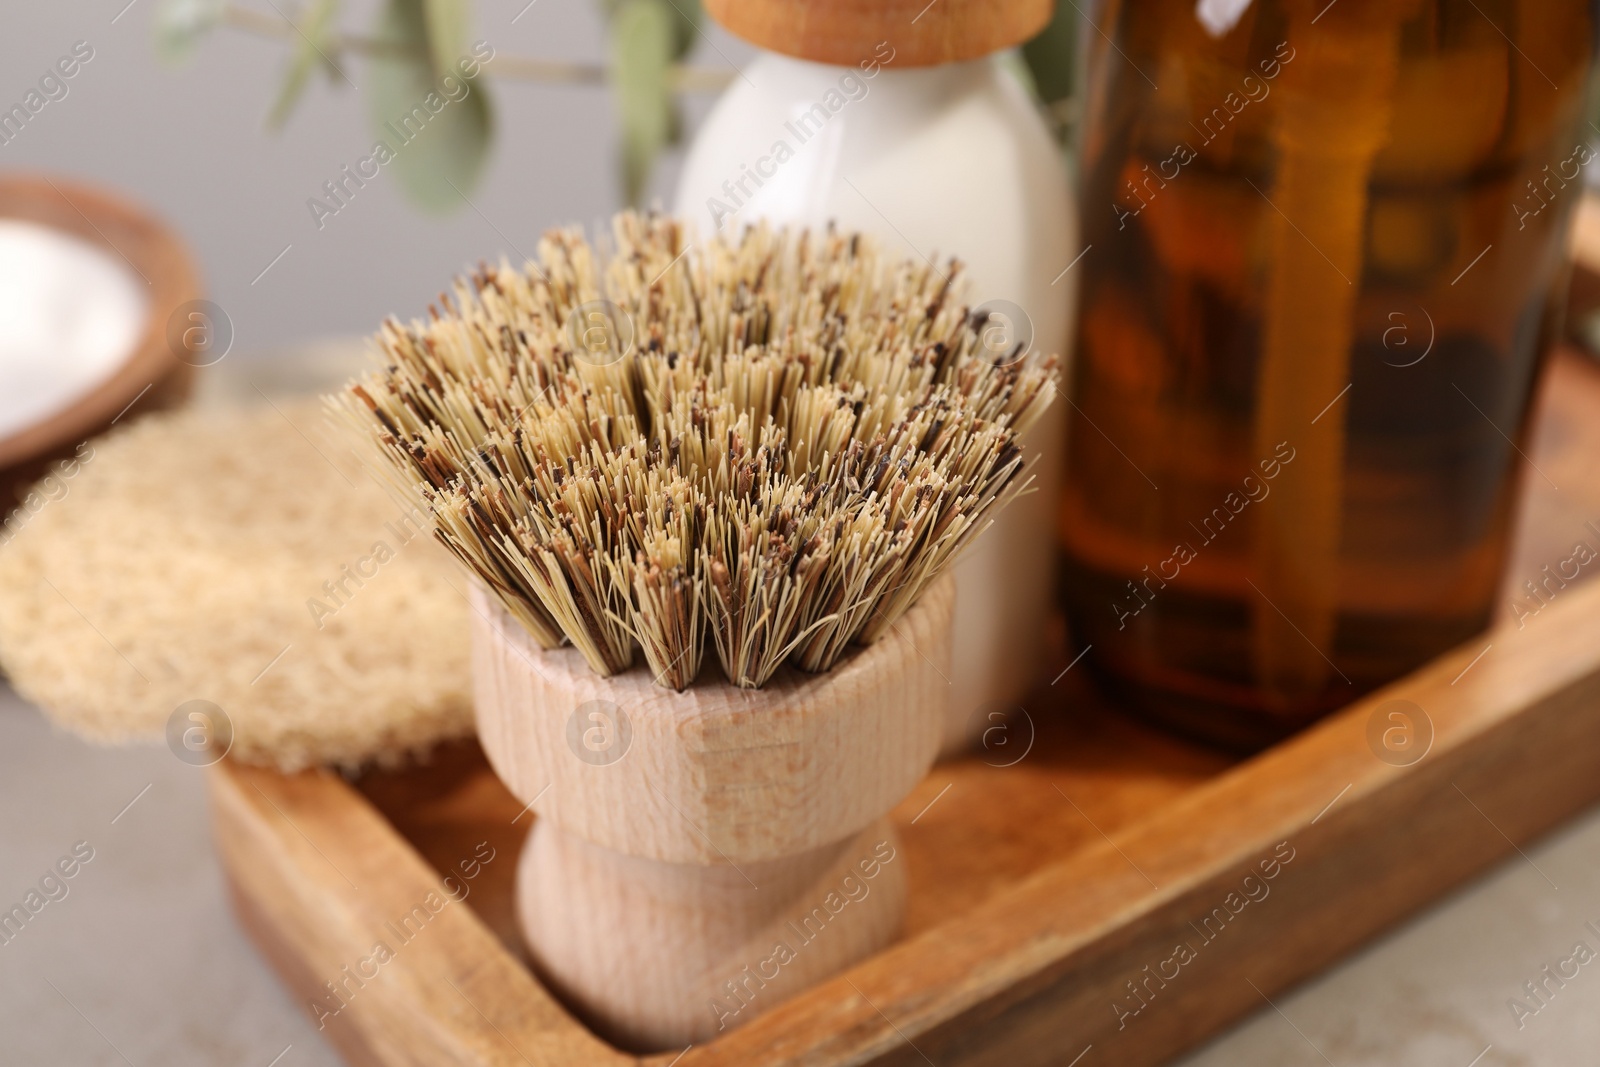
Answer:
[
  {"xmin": 518, "ymin": 817, "xmax": 906, "ymax": 1049},
  {"xmin": 470, "ymin": 574, "xmax": 954, "ymax": 1048}
]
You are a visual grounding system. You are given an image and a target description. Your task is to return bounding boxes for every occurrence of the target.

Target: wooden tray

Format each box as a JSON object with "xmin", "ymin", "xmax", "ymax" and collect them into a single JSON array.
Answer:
[{"xmin": 210, "ymin": 346, "xmax": 1600, "ymax": 1067}]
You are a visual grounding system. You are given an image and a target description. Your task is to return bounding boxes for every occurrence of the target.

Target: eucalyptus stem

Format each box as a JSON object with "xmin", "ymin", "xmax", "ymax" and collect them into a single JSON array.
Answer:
[{"xmin": 220, "ymin": 3, "xmax": 736, "ymax": 92}]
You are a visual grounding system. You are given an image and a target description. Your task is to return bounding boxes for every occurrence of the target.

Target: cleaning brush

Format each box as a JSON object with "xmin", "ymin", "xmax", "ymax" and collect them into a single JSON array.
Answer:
[{"xmin": 333, "ymin": 211, "xmax": 1056, "ymax": 691}]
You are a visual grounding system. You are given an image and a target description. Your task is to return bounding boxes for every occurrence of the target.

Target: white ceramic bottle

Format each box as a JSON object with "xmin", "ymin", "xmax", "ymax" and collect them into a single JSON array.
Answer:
[{"xmin": 674, "ymin": 0, "xmax": 1076, "ymax": 754}]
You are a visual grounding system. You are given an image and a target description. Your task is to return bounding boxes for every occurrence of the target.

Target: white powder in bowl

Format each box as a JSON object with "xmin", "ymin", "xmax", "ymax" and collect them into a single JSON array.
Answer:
[{"xmin": 0, "ymin": 218, "xmax": 148, "ymax": 439}]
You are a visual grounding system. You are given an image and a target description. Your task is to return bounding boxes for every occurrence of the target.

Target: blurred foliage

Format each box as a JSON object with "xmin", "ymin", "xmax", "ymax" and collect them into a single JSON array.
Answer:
[
  {"xmin": 157, "ymin": 0, "xmax": 493, "ymax": 210},
  {"xmin": 157, "ymin": 0, "xmax": 1074, "ymax": 213},
  {"xmin": 366, "ymin": 0, "xmax": 493, "ymax": 212},
  {"xmin": 606, "ymin": 0, "xmax": 699, "ymax": 204},
  {"xmin": 1020, "ymin": 1, "xmax": 1078, "ymax": 143},
  {"xmin": 154, "ymin": 0, "xmax": 229, "ymax": 62},
  {"xmin": 266, "ymin": 0, "xmax": 340, "ymax": 129},
  {"xmin": 1021, "ymin": 1, "xmax": 1076, "ymax": 106},
  {"xmin": 421, "ymin": 0, "xmax": 471, "ymax": 73}
]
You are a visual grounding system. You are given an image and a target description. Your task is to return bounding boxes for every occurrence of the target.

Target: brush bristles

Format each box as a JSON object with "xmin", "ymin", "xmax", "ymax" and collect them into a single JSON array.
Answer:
[{"xmin": 332, "ymin": 212, "xmax": 1056, "ymax": 690}]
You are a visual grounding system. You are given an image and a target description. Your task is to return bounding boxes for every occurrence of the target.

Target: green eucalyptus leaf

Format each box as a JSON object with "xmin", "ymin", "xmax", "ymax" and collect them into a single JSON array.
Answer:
[
  {"xmin": 267, "ymin": 0, "xmax": 342, "ymax": 130},
  {"xmin": 663, "ymin": 0, "xmax": 700, "ymax": 61},
  {"xmin": 368, "ymin": 0, "xmax": 494, "ymax": 212},
  {"xmin": 154, "ymin": 0, "xmax": 228, "ymax": 64},
  {"xmin": 1020, "ymin": 0, "xmax": 1077, "ymax": 106},
  {"xmin": 596, "ymin": 0, "xmax": 694, "ymax": 57},
  {"xmin": 609, "ymin": 0, "xmax": 675, "ymax": 206},
  {"xmin": 660, "ymin": 0, "xmax": 696, "ymax": 146},
  {"xmin": 422, "ymin": 0, "xmax": 471, "ymax": 74}
]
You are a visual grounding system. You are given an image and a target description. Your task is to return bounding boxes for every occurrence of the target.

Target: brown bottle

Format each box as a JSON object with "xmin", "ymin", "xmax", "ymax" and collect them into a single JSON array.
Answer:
[{"xmin": 1060, "ymin": 0, "xmax": 1597, "ymax": 748}]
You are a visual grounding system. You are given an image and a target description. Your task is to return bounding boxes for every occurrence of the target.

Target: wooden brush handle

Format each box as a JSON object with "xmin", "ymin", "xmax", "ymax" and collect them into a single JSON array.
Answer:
[
  {"xmin": 471, "ymin": 575, "xmax": 954, "ymax": 1047},
  {"xmin": 518, "ymin": 818, "xmax": 907, "ymax": 1049}
]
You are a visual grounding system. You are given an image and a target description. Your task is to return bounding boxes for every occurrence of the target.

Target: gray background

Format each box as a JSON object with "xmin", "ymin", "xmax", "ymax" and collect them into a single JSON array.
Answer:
[
  {"xmin": 4, "ymin": 3, "xmax": 1600, "ymax": 1066},
  {"xmin": 0, "ymin": 0, "xmax": 747, "ymax": 351}
]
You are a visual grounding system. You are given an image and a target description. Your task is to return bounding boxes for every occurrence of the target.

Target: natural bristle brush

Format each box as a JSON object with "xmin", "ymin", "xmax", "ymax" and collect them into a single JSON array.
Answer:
[{"xmin": 333, "ymin": 211, "xmax": 1056, "ymax": 1048}]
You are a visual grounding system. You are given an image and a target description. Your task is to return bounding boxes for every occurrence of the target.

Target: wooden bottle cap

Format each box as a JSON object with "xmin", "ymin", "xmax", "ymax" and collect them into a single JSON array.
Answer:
[{"xmin": 704, "ymin": 0, "xmax": 1053, "ymax": 68}]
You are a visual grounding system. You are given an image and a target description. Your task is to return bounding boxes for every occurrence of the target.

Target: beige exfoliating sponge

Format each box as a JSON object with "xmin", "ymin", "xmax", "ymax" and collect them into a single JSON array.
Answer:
[{"xmin": 0, "ymin": 401, "xmax": 472, "ymax": 771}]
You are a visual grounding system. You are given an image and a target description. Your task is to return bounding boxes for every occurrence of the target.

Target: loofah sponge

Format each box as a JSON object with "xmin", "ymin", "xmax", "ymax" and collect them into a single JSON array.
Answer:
[{"xmin": 0, "ymin": 401, "xmax": 472, "ymax": 771}]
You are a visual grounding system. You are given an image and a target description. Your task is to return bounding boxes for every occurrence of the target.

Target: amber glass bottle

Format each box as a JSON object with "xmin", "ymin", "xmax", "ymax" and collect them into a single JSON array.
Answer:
[{"xmin": 1060, "ymin": 0, "xmax": 1597, "ymax": 747}]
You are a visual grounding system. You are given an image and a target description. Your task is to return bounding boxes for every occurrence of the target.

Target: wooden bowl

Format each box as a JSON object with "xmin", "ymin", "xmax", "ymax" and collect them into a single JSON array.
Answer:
[{"xmin": 0, "ymin": 174, "xmax": 200, "ymax": 507}]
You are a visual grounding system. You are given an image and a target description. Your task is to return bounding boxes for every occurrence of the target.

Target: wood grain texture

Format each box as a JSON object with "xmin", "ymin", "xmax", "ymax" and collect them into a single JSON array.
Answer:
[
  {"xmin": 0, "ymin": 174, "xmax": 198, "ymax": 505},
  {"xmin": 472, "ymin": 572, "xmax": 953, "ymax": 1047},
  {"xmin": 520, "ymin": 819, "xmax": 907, "ymax": 1049},
  {"xmin": 702, "ymin": 0, "xmax": 1052, "ymax": 67},
  {"xmin": 471, "ymin": 574, "xmax": 955, "ymax": 865},
  {"xmin": 214, "ymin": 349, "xmax": 1600, "ymax": 1065},
  {"xmin": 208, "ymin": 759, "xmax": 626, "ymax": 1067}
]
